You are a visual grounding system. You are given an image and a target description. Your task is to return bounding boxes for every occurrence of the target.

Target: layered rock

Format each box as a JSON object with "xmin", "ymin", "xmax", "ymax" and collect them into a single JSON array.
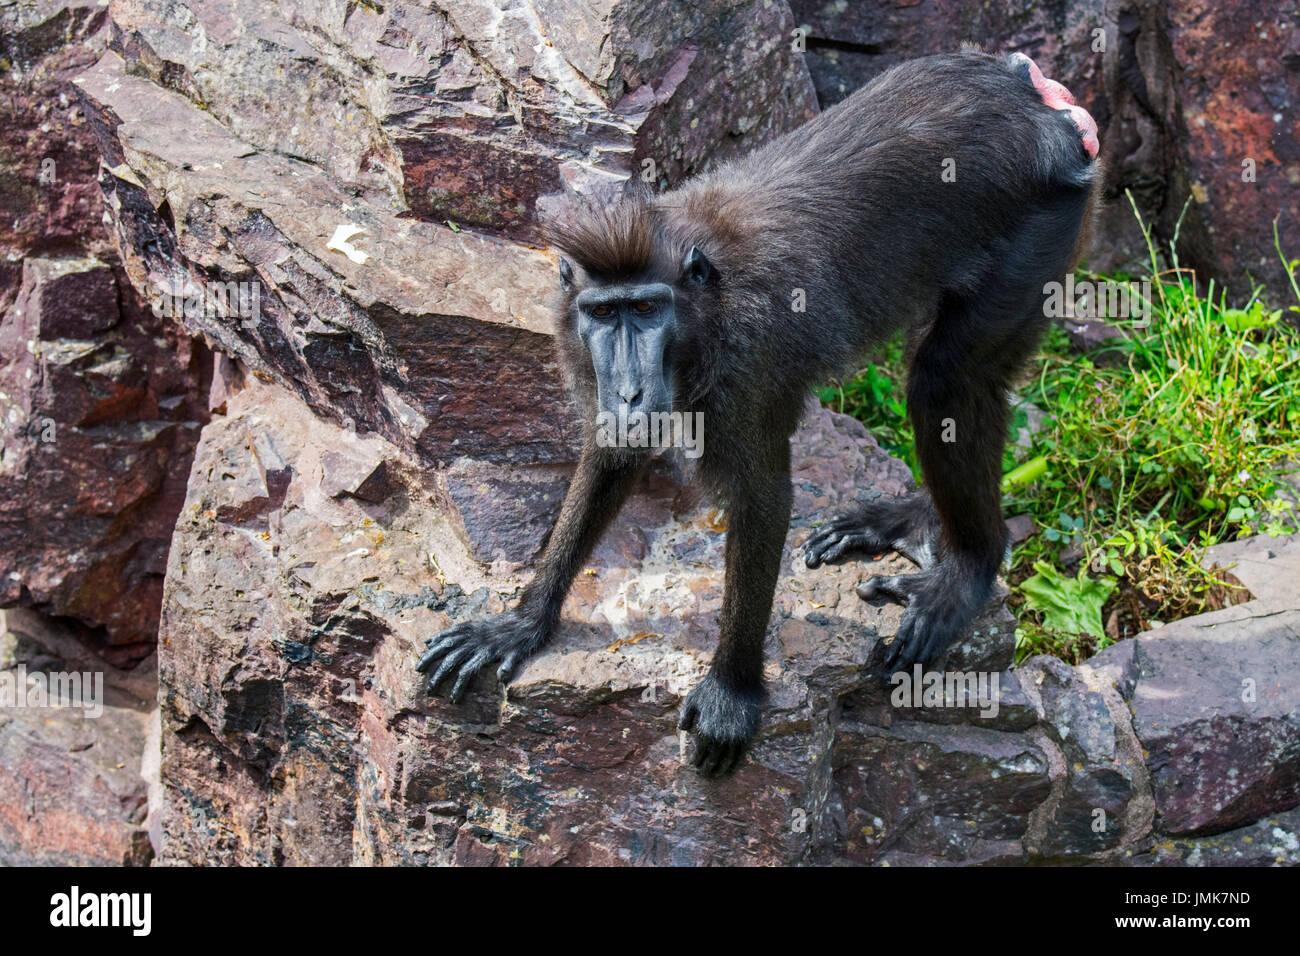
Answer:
[
  {"xmin": 0, "ymin": 255, "xmax": 209, "ymax": 665},
  {"xmin": 102, "ymin": 0, "xmax": 818, "ymax": 237},
  {"xmin": 0, "ymin": 0, "xmax": 116, "ymax": 309},
  {"xmin": 75, "ymin": 47, "xmax": 573, "ymax": 468},
  {"xmin": 0, "ymin": 608, "xmax": 157, "ymax": 865},
  {"xmin": 1122, "ymin": 534, "xmax": 1300, "ymax": 837},
  {"xmin": 152, "ymin": 371, "xmax": 1300, "ymax": 865},
  {"xmin": 0, "ymin": 2, "xmax": 210, "ymax": 660},
  {"xmin": 156, "ymin": 376, "xmax": 1030, "ymax": 865}
]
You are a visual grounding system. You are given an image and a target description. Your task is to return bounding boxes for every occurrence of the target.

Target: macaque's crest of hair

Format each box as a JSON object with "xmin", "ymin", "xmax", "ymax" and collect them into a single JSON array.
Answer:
[{"xmin": 545, "ymin": 197, "xmax": 659, "ymax": 282}]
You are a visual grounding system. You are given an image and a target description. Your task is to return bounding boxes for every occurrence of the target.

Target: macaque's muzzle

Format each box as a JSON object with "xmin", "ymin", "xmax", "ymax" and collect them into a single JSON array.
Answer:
[{"xmin": 575, "ymin": 281, "xmax": 678, "ymax": 448}]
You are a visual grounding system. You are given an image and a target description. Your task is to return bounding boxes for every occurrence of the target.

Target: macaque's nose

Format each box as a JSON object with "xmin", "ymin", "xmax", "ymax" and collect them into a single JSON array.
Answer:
[{"xmin": 618, "ymin": 386, "xmax": 643, "ymax": 406}]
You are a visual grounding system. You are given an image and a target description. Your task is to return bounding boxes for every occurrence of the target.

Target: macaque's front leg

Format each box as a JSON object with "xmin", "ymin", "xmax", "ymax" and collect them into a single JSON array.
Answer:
[
  {"xmin": 418, "ymin": 445, "xmax": 642, "ymax": 700},
  {"xmin": 679, "ymin": 442, "xmax": 793, "ymax": 775}
]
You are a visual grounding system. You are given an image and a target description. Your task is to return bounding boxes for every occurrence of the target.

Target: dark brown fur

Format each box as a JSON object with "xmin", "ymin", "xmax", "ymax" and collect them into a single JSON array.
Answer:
[{"xmin": 422, "ymin": 49, "xmax": 1102, "ymax": 775}]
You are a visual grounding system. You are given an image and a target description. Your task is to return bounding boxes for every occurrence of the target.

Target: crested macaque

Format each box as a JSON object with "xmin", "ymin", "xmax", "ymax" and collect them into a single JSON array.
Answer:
[{"xmin": 418, "ymin": 50, "xmax": 1102, "ymax": 774}]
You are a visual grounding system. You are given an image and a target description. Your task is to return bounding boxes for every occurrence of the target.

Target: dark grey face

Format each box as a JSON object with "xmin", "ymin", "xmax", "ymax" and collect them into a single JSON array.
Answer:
[
  {"xmin": 557, "ymin": 246, "xmax": 714, "ymax": 445},
  {"xmin": 573, "ymin": 280, "xmax": 678, "ymax": 425}
]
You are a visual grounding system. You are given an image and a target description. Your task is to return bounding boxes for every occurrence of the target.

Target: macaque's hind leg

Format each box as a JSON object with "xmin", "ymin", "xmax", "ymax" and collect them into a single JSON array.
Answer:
[
  {"xmin": 878, "ymin": 285, "xmax": 1053, "ymax": 671},
  {"xmin": 803, "ymin": 491, "xmax": 942, "ymax": 571},
  {"xmin": 871, "ymin": 188, "xmax": 1089, "ymax": 672}
]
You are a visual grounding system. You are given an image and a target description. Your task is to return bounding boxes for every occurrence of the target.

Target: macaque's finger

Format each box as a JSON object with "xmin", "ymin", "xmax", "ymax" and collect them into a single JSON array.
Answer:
[
  {"xmin": 449, "ymin": 649, "xmax": 493, "ymax": 702},
  {"xmin": 883, "ymin": 616, "xmax": 916, "ymax": 670},
  {"xmin": 804, "ymin": 527, "xmax": 850, "ymax": 566},
  {"xmin": 417, "ymin": 626, "xmax": 468, "ymax": 670},
  {"xmin": 496, "ymin": 649, "xmax": 523, "ymax": 684},
  {"xmin": 857, "ymin": 573, "xmax": 918, "ymax": 605},
  {"xmin": 692, "ymin": 738, "xmax": 711, "ymax": 769},
  {"xmin": 700, "ymin": 742, "xmax": 727, "ymax": 775},
  {"xmin": 427, "ymin": 646, "xmax": 473, "ymax": 693},
  {"xmin": 720, "ymin": 744, "xmax": 745, "ymax": 776},
  {"xmin": 416, "ymin": 638, "xmax": 456, "ymax": 672},
  {"xmin": 679, "ymin": 702, "xmax": 698, "ymax": 732}
]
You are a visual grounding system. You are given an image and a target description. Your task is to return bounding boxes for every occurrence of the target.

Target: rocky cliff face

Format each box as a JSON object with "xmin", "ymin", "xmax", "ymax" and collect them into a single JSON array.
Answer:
[
  {"xmin": 150, "ymin": 374, "xmax": 1300, "ymax": 864},
  {"xmin": 1, "ymin": 2, "xmax": 209, "ymax": 664},
  {"xmin": 0, "ymin": 607, "xmax": 157, "ymax": 865},
  {"xmin": 1, "ymin": 0, "xmax": 1298, "ymax": 865}
]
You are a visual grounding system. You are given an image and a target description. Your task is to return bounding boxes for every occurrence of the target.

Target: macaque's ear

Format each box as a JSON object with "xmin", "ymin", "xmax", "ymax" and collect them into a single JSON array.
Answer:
[
  {"xmin": 558, "ymin": 256, "xmax": 575, "ymax": 291},
  {"xmin": 682, "ymin": 246, "xmax": 716, "ymax": 286}
]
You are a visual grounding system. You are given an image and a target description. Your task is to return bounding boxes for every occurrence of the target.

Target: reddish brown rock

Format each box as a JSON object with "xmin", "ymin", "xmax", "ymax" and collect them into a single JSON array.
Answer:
[
  {"xmin": 1165, "ymin": 1, "xmax": 1300, "ymax": 298},
  {"xmin": 75, "ymin": 48, "xmax": 580, "ymax": 467},
  {"xmin": 1125, "ymin": 602, "xmax": 1300, "ymax": 835},
  {"xmin": 437, "ymin": 458, "xmax": 571, "ymax": 564},
  {"xmin": 0, "ymin": 2, "xmax": 210, "ymax": 661},
  {"xmin": 0, "ymin": 1, "xmax": 116, "ymax": 311},
  {"xmin": 0, "ymin": 608, "xmax": 156, "ymax": 865},
  {"xmin": 103, "ymin": 0, "xmax": 817, "ymax": 238},
  {"xmin": 0, "ymin": 256, "xmax": 208, "ymax": 663}
]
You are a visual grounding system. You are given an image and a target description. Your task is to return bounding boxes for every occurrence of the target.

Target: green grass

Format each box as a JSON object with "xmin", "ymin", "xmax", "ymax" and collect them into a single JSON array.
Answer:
[
  {"xmin": 816, "ymin": 334, "xmax": 917, "ymax": 476},
  {"xmin": 819, "ymin": 195, "xmax": 1300, "ymax": 665}
]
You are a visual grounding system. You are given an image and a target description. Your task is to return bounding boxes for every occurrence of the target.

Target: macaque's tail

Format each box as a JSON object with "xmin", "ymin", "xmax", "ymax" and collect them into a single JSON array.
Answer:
[{"xmin": 1005, "ymin": 51, "xmax": 1103, "ymax": 268}]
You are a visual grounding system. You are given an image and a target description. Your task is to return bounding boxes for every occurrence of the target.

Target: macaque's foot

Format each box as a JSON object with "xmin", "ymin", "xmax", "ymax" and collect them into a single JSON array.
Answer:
[
  {"xmin": 417, "ymin": 610, "xmax": 549, "ymax": 702},
  {"xmin": 803, "ymin": 493, "xmax": 941, "ymax": 570},
  {"xmin": 678, "ymin": 673, "xmax": 763, "ymax": 776},
  {"xmin": 857, "ymin": 561, "xmax": 994, "ymax": 672}
]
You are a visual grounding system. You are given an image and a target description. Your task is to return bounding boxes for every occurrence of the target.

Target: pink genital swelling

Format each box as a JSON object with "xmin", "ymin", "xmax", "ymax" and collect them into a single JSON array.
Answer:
[{"xmin": 1008, "ymin": 52, "xmax": 1100, "ymax": 158}]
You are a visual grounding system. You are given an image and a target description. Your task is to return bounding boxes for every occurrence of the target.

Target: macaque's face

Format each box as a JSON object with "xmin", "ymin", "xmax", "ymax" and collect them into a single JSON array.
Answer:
[
  {"xmin": 556, "ymin": 245, "xmax": 715, "ymax": 447},
  {"xmin": 573, "ymin": 280, "xmax": 678, "ymax": 438}
]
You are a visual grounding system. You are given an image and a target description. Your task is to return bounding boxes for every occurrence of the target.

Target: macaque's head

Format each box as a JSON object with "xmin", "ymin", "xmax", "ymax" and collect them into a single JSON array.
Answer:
[{"xmin": 549, "ymin": 198, "xmax": 719, "ymax": 447}]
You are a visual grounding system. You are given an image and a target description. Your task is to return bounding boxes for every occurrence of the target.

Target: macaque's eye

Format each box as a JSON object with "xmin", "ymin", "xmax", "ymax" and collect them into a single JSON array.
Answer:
[
  {"xmin": 591, "ymin": 305, "xmax": 614, "ymax": 317},
  {"xmin": 633, "ymin": 301, "xmax": 656, "ymax": 314}
]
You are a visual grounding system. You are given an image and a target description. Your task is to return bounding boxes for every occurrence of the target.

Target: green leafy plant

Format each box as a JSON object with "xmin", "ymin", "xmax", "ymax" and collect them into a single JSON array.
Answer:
[
  {"xmin": 1018, "ymin": 561, "xmax": 1117, "ymax": 642},
  {"xmin": 1005, "ymin": 197, "xmax": 1300, "ymax": 659},
  {"xmin": 817, "ymin": 335, "xmax": 917, "ymax": 476}
]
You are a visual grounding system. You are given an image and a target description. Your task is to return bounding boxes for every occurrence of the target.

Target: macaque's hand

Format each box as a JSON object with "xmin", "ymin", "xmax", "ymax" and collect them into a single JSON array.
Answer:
[
  {"xmin": 418, "ymin": 609, "xmax": 550, "ymax": 702},
  {"xmin": 1010, "ymin": 52, "xmax": 1099, "ymax": 158}
]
